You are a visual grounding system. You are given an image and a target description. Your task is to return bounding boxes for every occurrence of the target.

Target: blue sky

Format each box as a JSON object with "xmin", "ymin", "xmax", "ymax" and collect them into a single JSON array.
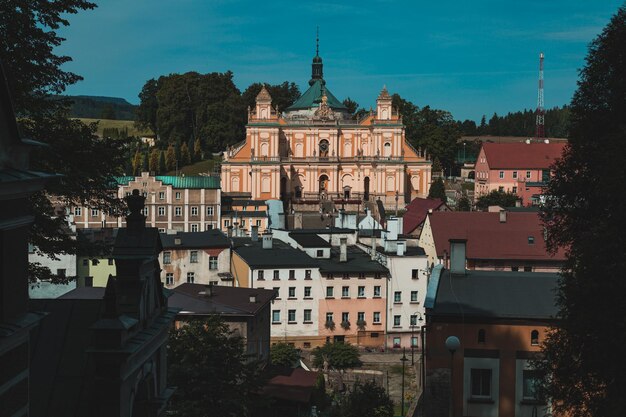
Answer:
[{"xmin": 57, "ymin": 0, "xmax": 623, "ymax": 121}]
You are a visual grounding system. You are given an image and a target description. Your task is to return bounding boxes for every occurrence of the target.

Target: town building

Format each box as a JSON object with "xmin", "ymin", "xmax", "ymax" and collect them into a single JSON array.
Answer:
[
  {"xmin": 474, "ymin": 142, "xmax": 566, "ymax": 205},
  {"xmin": 402, "ymin": 197, "xmax": 448, "ymax": 237},
  {"xmin": 168, "ymin": 283, "xmax": 276, "ymax": 363},
  {"xmin": 221, "ymin": 197, "xmax": 270, "ymax": 236},
  {"xmin": 75, "ymin": 228, "xmax": 118, "ymax": 288},
  {"xmin": 220, "ymin": 43, "xmax": 432, "ymax": 210},
  {"xmin": 418, "ymin": 210, "xmax": 565, "ymax": 271},
  {"xmin": 423, "ymin": 250, "xmax": 558, "ymax": 417},
  {"xmin": 160, "ymin": 229, "xmax": 232, "ymax": 287},
  {"xmin": 28, "ymin": 244, "xmax": 77, "ymax": 298},
  {"xmin": 72, "ymin": 171, "xmax": 221, "ymax": 232}
]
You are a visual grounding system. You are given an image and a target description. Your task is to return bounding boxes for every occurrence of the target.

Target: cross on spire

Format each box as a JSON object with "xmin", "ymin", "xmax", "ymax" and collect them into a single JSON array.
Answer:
[{"xmin": 316, "ymin": 26, "xmax": 319, "ymax": 56}]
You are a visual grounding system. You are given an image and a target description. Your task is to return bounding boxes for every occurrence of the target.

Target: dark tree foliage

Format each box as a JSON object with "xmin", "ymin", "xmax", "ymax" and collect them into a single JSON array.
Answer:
[
  {"xmin": 459, "ymin": 106, "xmax": 570, "ymax": 138},
  {"xmin": 335, "ymin": 381, "xmax": 394, "ymax": 417},
  {"xmin": 457, "ymin": 194, "xmax": 471, "ymax": 211},
  {"xmin": 135, "ymin": 78, "xmax": 159, "ymax": 137},
  {"xmin": 99, "ymin": 103, "xmax": 116, "ymax": 120},
  {"xmin": 475, "ymin": 190, "xmax": 519, "ymax": 211},
  {"xmin": 241, "ymin": 81, "xmax": 301, "ymax": 113},
  {"xmin": 270, "ymin": 342, "xmax": 301, "ymax": 367},
  {"xmin": 0, "ymin": 0, "xmax": 96, "ymax": 116},
  {"xmin": 342, "ymin": 97, "xmax": 359, "ymax": 115},
  {"xmin": 428, "ymin": 177, "xmax": 446, "ymax": 202},
  {"xmin": 312, "ymin": 342, "xmax": 362, "ymax": 370},
  {"xmin": 536, "ymin": 7, "xmax": 626, "ymax": 416},
  {"xmin": 168, "ymin": 318, "xmax": 264, "ymax": 417}
]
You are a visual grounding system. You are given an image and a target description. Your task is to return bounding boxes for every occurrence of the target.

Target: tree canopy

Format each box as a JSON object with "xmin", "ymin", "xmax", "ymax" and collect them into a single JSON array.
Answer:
[
  {"xmin": 312, "ymin": 342, "xmax": 362, "ymax": 370},
  {"xmin": 270, "ymin": 342, "xmax": 301, "ymax": 367},
  {"xmin": 335, "ymin": 381, "xmax": 394, "ymax": 417},
  {"xmin": 537, "ymin": 6, "xmax": 626, "ymax": 416},
  {"xmin": 460, "ymin": 106, "xmax": 570, "ymax": 138},
  {"xmin": 475, "ymin": 190, "xmax": 519, "ymax": 211},
  {"xmin": 168, "ymin": 318, "xmax": 264, "ymax": 417},
  {"xmin": 428, "ymin": 177, "xmax": 446, "ymax": 202},
  {"xmin": 241, "ymin": 81, "xmax": 300, "ymax": 113}
]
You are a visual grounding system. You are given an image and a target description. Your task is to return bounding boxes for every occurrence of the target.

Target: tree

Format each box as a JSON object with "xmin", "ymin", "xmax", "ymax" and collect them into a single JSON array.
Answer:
[
  {"xmin": 149, "ymin": 148, "xmax": 160, "ymax": 172},
  {"xmin": 337, "ymin": 381, "xmax": 394, "ymax": 417},
  {"xmin": 428, "ymin": 177, "xmax": 446, "ymax": 202},
  {"xmin": 432, "ymin": 157, "xmax": 443, "ymax": 176},
  {"xmin": 180, "ymin": 142, "xmax": 191, "ymax": 166},
  {"xmin": 168, "ymin": 317, "xmax": 264, "ymax": 417},
  {"xmin": 312, "ymin": 342, "xmax": 361, "ymax": 370},
  {"xmin": 141, "ymin": 150, "xmax": 149, "ymax": 172},
  {"xmin": 158, "ymin": 150, "xmax": 166, "ymax": 174},
  {"xmin": 99, "ymin": 103, "xmax": 116, "ymax": 120},
  {"xmin": 132, "ymin": 149, "xmax": 143, "ymax": 175},
  {"xmin": 193, "ymin": 138, "xmax": 203, "ymax": 161},
  {"xmin": 270, "ymin": 342, "xmax": 301, "ymax": 367},
  {"xmin": 135, "ymin": 78, "xmax": 159, "ymax": 137},
  {"xmin": 165, "ymin": 144, "xmax": 177, "ymax": 171},
  {"xmin": 457, "ymin": 194, "xmax": 471, "ymax": 211},
  {"xmin": 475, "ymin": 190, "xmax": 519, "ymax": 211},
  {"xmin": 342, "ymin": 97, "xmax": 359, "ymax": 115},
  {"xmin": 478, "ymin": 114, "xmax": 487, "ymax": 134},
  {"xmin": 241, "ymin": 81, "xmax": 301, "ymax": 113},
  {"xmin": 536, "ymin": 7, "xmax": 626, "ymax": 416}
]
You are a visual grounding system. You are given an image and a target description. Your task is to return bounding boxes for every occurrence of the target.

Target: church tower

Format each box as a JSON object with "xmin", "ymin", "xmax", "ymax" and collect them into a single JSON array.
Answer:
[
  {"xmin": 309, "ymin": 28, "xmax": 324, "ymax": 85},
  {"xmin": 255, "ymin": 85, "xmax": 273, "ymax": 120},
  {"xmin": 376, "ymin": 86, "xmax": 393, "ymax": 120}
]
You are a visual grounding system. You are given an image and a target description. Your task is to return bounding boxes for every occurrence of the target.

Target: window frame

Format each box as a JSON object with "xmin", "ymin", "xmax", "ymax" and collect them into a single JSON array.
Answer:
[
  {"xmin": 470, "ymin": 368, "xmax": 492, "ymax": 399},
  {"xmin": 209, "ymin": 256, "xmax": 218, "ymax": 270}
]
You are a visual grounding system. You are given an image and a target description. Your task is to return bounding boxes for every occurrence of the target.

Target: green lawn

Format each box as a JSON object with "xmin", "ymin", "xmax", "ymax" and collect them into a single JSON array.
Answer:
[
  {"xmin": 75, "ymin": 118, "xmax": 153, "ymax": 137},
  {"xmin": 166, "ymin": 159, "xmax": 218, "ymax": 176}
]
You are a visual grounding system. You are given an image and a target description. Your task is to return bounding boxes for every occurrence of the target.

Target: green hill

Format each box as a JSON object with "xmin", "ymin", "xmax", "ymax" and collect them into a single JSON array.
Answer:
[{"xmin": 56, "ymin": 95, "xmax": 137, "ymax": 120}]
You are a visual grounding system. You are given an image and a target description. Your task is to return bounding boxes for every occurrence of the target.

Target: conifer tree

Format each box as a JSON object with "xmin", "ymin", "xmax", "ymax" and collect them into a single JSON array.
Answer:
[
  {"xmin": 428, "ymin": 177, "xmax": 446, "ymax": 202},
  {"xmin": 165, "ymin": 144, "xmax": 177, "ymax": 171},
  {"xmin": 141, "ymin": 150, "xmax": 149, "ymax": 173},
  {"xmin": 149, "ymin": 148, "xmax": 160, "ymax": 173},
  {"xmin": 180, "ymin": 142, "xmax": 191, "ymax": 166},
  {"xmin": 132, "ymin": 149, "xmax": 142, "ymax": 175},
  {"xmin": 193, "ymin": 138, "xmax": 203, "ymax": 161},
  {"xmin": 158, "ymin": 150, "xmax": 166, "ymax": 174}
]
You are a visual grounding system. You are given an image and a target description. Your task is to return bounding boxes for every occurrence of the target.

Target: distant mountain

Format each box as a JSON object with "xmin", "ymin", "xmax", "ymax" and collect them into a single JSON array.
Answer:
[{"xmin": 56, "ymin": 95, "xmax": 137, "ymax": 120}]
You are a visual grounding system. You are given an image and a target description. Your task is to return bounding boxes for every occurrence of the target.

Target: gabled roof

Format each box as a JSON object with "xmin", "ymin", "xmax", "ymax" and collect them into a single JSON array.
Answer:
[
  {"xmin": 317, "ymin": 246, "xmax": 389, "ymax": 274},
  {"xmin": 286, "ymin": 80, "xmax": 347, "ymax": 111},
  {"xmin": 160, "ymin": 230, "xmax": 230, "ymax": 249},
  {"xmin": 233, "ymin": 239, "xmax": 319, "ymax": 269},
  {"xmin": 115, "ymin": 175, "xmax": 220, "ymax": 189},
  {"xmin": 289, "ymin": 233, "xmax": 331, "ymax": 248},
  {"xmin": 170, "ymin": 283, "xmax": 276, "ymax": 316},
  {"xmin": 481, "ymin": 142, "xmax": 566, "ymax": 169},
  {"xmin": 429, "ymin": 268, "xmax": 559, "ymax": 320},
  {"xmin": 403, "ymin": 197, "xmax": 446, "ymax": 234},
  {"xmin": 427, "ymin": 211, "xmax": 566, "ymax": 261}
]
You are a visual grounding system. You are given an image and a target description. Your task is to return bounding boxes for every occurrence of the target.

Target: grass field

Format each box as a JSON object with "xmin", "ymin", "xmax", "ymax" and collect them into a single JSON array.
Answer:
[
  {"xmin": 166, "ymin": 159, "xmax": 218, "ymax": 176},
  {"xmin": 76, "ymin": 118, "xmax": 153, "ymax": 137}
]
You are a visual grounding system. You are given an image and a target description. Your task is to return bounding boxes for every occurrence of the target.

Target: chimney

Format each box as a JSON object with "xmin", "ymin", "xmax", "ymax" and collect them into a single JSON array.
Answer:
[
  {"xmin": 499, "ymin": 209, "xmax": 507, "ymax": 223},
  {"xmin": 339, "ymin": 238, "xmax": 347, "ymax": 262},
  {"xmin": 251, "ymin": 225, "xmax": 259, "ymax": 241},
  {"xmin": 396, "ymin": 241, "xmax": 406, "ymax": 256},
  {"xmin": 249, "ymin": 294, "xmax": 257, "ymax": 303},
  {"xmin": 449, "ymin": 239, "xmax": 467, "ymax": 275},
  {"xmin": 371, "ymin": 234, "xmax": 377, "ymax": 260},
  {"xmin": 262, "ymin": 231, "xmax": 273, "ymax": 249}
]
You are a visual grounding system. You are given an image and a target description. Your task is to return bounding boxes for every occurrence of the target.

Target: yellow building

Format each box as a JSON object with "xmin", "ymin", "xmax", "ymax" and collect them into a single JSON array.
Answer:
[{"xmin": 76, "ymin": 228, "xmax": 117, "ymax": 287}]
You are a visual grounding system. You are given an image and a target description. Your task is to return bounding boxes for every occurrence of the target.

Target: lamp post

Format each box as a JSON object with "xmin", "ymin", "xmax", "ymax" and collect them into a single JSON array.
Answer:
[
  {"xmin": 401, "ymin": 347, "xmax": 408, "ymax": 416},
  {"xmin": 410, "ymin": 312, "xmax": 424, "ymax": 365},
  {"xmin": 445, "ymin": 336, "xmax": 460, "ymax": 417}
]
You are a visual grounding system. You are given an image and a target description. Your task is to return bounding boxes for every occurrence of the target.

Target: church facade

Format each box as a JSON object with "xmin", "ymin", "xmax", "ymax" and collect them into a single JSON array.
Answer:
[{"xmin": 221, "ymin": 47, "xmax": 432, "ymax": 208}]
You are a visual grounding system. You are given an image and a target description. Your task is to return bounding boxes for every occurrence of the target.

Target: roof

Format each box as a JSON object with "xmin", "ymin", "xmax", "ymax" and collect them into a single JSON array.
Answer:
[
  {"xmin": 376, "ymin": 245, "xmax": 426, "ymax": 257},
  {"xmin": 222, "ymin": 210, "xmax": 268, "ymax": 218},
  {"xmin": 114, "ymin": 175, "xmax": 220, "ymax": 189},
  {"xmin": 481, "ymin": 142, "xmax": 566, "ymax": 169},
  {"xmin": 59, "ymin": 287, "xmax": 105, "ymax": 299},
  {"xmin": 160, "ymin": 229, "xmax": 230, "ymax": 249},
  {"xmin": 429, "ymin": 268, "xmax": 559, "ymax": 320},
  {"xmin": 317, "ymin": 246, "xmax": 389, "ymax": 274},
  {"xmin": 286, "ymin": 79, "xmax": 347, "ymax": 111},
  {"xmin": 169, "ymin": 283, "xmax": 276, "ymax": 316},
  {"xmin": 233, "ymin": 239, "xmax": 319, "ymax": 269},
  {"xmin": 403, "ymin": 197, "xmax": 446, "ymax": 234},
  {"xmin": 289, "ymin": 233, "xmax": 331, "ymax": 248},
  {"xmin": 427, "ymin": 211, "xmax": 566, "ymax": 261},
  {"xmin": 262, "ymin": 368, "xmax": 319, "ymax": 403}
]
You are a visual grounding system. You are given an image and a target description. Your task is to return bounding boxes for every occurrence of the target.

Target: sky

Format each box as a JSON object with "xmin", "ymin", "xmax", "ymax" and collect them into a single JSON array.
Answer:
[{"xmin": 57, "ymin": 0, "xmax": 624, "ymax": 122}]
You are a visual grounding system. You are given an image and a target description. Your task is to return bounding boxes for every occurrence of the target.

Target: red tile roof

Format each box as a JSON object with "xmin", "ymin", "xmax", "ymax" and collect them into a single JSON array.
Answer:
[
  {"xmin": 482, "ymin": 142, "xmax": 566, "ymax": 169},
  {"xmin": 427, "ymin": 211, "xmax": 566, "ymax": 261},
  {"xmin": 262, "ymin": 368, "xmax": 319, "ymax": 403},
  {"xmin": 403, "ymin": 197, "xmax": 446, "ymax": 234}
]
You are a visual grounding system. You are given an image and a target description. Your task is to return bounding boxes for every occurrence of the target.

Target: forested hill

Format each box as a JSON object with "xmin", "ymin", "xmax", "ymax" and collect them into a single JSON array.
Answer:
[{"xmin": 57, "ymin": 95, "xmax": 137, "ymax": 120}]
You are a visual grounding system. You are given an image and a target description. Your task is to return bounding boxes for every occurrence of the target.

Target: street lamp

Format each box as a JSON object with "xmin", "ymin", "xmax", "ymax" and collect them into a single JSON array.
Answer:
[
  {"xmin": 410, "ymin": 312, "xmax": 424, "ymax": 365},
  {"xmin": 400, "ymin": 347, "xmax": 409, "ymax": 416},
  {"xmin": 445, "ymin": 336, "xmax": 460, "ymax": 417}
]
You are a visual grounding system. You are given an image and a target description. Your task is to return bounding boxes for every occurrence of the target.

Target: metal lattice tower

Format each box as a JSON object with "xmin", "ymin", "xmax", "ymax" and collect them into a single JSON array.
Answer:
[{"xmin": 535, "ymin": 52, "xmax": 545, "ymax": 141}]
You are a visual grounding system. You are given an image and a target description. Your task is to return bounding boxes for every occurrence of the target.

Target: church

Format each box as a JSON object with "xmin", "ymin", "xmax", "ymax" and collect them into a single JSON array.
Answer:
[{"xmin": 221, "ymin": 41, "xmax": 432, "ymax": 209}]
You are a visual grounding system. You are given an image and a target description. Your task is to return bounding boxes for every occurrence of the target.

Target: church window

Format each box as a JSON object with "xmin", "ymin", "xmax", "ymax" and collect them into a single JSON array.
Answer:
[
  {"xmin": 319, "ymin": 139, "xmax": 329, "ymax": 158},
  {"xmin": 384, "ymin": 142, "xmax": 391, "ymax": 157}
]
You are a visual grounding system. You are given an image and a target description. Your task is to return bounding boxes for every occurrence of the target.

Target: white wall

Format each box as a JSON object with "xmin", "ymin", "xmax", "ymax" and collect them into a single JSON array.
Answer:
[{"xmin": 28, "ymin": 250, "xmax": 77, "ymax": 298}]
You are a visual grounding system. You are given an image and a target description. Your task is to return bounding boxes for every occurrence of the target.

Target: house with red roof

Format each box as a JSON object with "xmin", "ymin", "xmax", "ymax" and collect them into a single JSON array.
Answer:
[
  {"xmin": 418, "ymin": 210, "xmax": 565, "ymax": 272},
  {"xmin": 402, "ymin": 197, "xmax": 449, "ymax": 236},
  {"xmin": 474, "ymin": 142, "xmax": 566, "ymax": 206}
]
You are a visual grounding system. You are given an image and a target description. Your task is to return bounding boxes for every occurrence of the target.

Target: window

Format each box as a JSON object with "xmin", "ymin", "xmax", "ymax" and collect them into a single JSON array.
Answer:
[
  {"xmin": 91, "ymin": 208, "xmax": 99, "ymax": 217},
  {"xmin": 326, "ymin": 273, "xmax": 334, "ymax": 280},
  {"xmin": 241, "ymin": 219, "xmax": 246, "ymax": 227},
  {"xmin": 205, "ymin": 224, "xmax": 213, "ymax": 231},
  {"xmin": 523, "ymin": 370, "xmax": 541, "ymax": 399},
  {"xmin": 358, "ymin": 286, "xmax": 365, "ymax": 297},
  {"xmin": 159, "ymin": 191, "xmax": 165, "ymax": 200},
  {"xmin": 371, "ymin": 332, "xmax": 379, "ymax": 338},
  {"xmin": 258, "ymin": 270, "xmax": 264, "ymax": 280},
  {"xmin": 358, "ymin": 273, "xmax": 365, "ymax": 279},
  {"xmin": 341, "ymin": 273, "xmax": 349, "ymax": 280},
  {"xmin": 393, "ymin": 337, "xmax": 401, "ymax": 348},
  {"xmin": 191, "ymin": 206, "xmax": 198, "ymax": 216},
  {"xmin": 84, "ymin": 276, "xmax": 93, "ymax": 287},
  {"xmin": 531, "ymin": 330, "xmax": 539, "ymax": 346},
  {"xmin": 57, "ymin": 269, "xmax": 66, "ymax": 278},
  {"xmin": 207, "ymin": 206, "xmax": 214, "ymax": 216},
  {"xmin": 305, "ymin": 270, "xmax": 311, "ymax": 280},
  {"xmin": 175, "ymin": 207, "xmax": 182, "ymax": 217},
  {"xmin": 512, "ymin": 266, "xmax": 519, "ymax": 271},
  {"xmin": 165, "ymin": 273, "xmax": 174, "ymax": 286},
  {"xmin": 190, "ymin": 251, "xmax": 198, "ymax": 263},
  {"xmin": 393, "ymin": 315, "xmax": 401, "ymax": 326},
  {"xmin": 273, "ymin": 287, "xmax": 280, "ymax": 298},
  {"xmin": 478, "ymin": 329, "xmax": 486, "ymax": 344},
  {"xmin": 513, "ymin": 171, "xmax": 518, "ymax": 179},
  {"xmin": 288, "ymin": 287, "xmax": 296, "ymax": 298},
  {"xmin": 224, "ymin": 219, "xmax": 230, "ymax": 227},
  {"xmin": 158, "ymin": 206, "xmax": 165, "ymax": 216},
  {"xmin": 82, "ymin": 259, "xmax": 88, "ymax": 266},
  {"xmin": 108, "ymin": 258, "xmax": 114, "ymax": 265},
  {"xmin": 272, "ymin": 310, "xmax": 281, "ymax": 323},
  {"xmin": 91, "ymin": 259, "xmax": 99, "ymax": 266},
  {"xmin": 526, "ymin": 170, "xmax": 531, "ymax": 179},
  {"xmin": 209, "ymin": 256, "xmax": 218, "ymax": 270},
  {"xmin": 542, "ymin": 169, "xmax": 550, "ymax": 182},
  {"xmin": 375, "ymin": 273, "xmax": 382, "ymax": 279},
  {"xmin": 512, "ymin": 186, "xmax": 517, "ymax": 193},
  {"xmin": 411, "ymin": 337, "xmax": 418, "ymax": 347},
  {"xmin": 303, "ymin": 342, "xmax": 311, "ymax": 348},
  {"xmin": 499, "ymin": 171, "xmax": 504, "ymax": 179},
  {"xmin": 498, "ymin": 186, "xmax": 504, "ymax": 192},
  {"xmin": 325, "ymin": 312, "xmax": 334, "ymax": 324},
  {"xmin": 142, "ymin": 207, "xmax": 149, "ymax": 216},
  {"xmin": 374, "ymin": 286, "xmax": 381, "ymax": 297},
  {"xmin": 317, "ymin": 249, "xmax": 324, "ymax": 257},
  {"xmin": 341, "ymin": 312, "xmax": 349, "ymax": 323},
  {"xmin": 528, "ymin": 236, "xmax": 535, "ymax": 245},
  {"xmin": 411, "ymin": 269, "xmax": 419, "ymax": 279},
  {"xmin": 394, "ymin": 291, "xmax": 402, "ymax": 303},
  {"xmin": 175, "ymin": 192, "xmax": 181, "ymax": 200},
  {"xmin": 186, "ymin": 272, "xmax": 195, "ymax": 283},
  {"xmin": 289, "ymin": 270, "xmax": 295, "ymax": 280},
  {"xmin": 273, "ymin": 270, "xmax": 280, "ymax": 280},
  {"xmin": 524, "ymin": 266, "xmax": 533, "ymax": 272},
  {"xmin": 288, "ymin": 310, "xmax": 296, "ymax": 323},
  {"xmin": 326, "ymin": 286, "xmax": 334, "ymax": 298},
  {"xmin": 373, "ymin": 312, "xmax": 381, "ymax": 323},
  {"xmin": 342, "ymin": 286, "xmax": 349, "ymax": 298},
  {"xmin": 256, "ymin": 220, "xmax": 261, "ymax": 227},
  {"xmin": 191, "ymin": 224, "xmax": 199, "ymax": 232},
  {"xmin": 410, "ymin": 291, "xmax": 418, "ymax": 302},
  {"xmin": 357, "ymin": 311, "xmax": 365, "ymax": 322},
  {"xmin": 304, "ymin": 287, "xmax": 311, "ymax": 298},
  {"xmin": 304, "ymin": 309, "xmax": 312, "ymax": 322},
  {"xmin": 74, "ymin": 207, "xmax": 82, "ymax": 216},
  {"xmin": 470, "ymin": 369, "xmax": 492, "ymax": 398}
]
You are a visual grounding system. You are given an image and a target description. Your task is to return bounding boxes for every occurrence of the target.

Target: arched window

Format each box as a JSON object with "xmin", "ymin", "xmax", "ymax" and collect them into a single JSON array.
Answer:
[
  {"xmin": 319, "ymin": 139, "xmax": 329, "ymax": 158},
  {"xmin": 260, "ymin": 142, "xmax": 269, "ymax": 157},
  {"xmin": 231, "ymin": 177, "xmax": 239, "ymax": 192},
  {"xmin": 531, "ymin": 330, "xmax": 539, "ymax": 346},
  {"xmin": 478, "ymin": 329, "xmax": 486, "ymax": 344},
  {"xmin": 384, "ymin": 142, "xmax": 392, "ymax": 157}
]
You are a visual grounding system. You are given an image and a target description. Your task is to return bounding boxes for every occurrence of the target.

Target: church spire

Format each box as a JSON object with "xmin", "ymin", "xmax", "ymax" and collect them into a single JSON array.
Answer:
[{"xmin": 310, "ymin": 27, "xmax": 324, "ymax": 86}]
